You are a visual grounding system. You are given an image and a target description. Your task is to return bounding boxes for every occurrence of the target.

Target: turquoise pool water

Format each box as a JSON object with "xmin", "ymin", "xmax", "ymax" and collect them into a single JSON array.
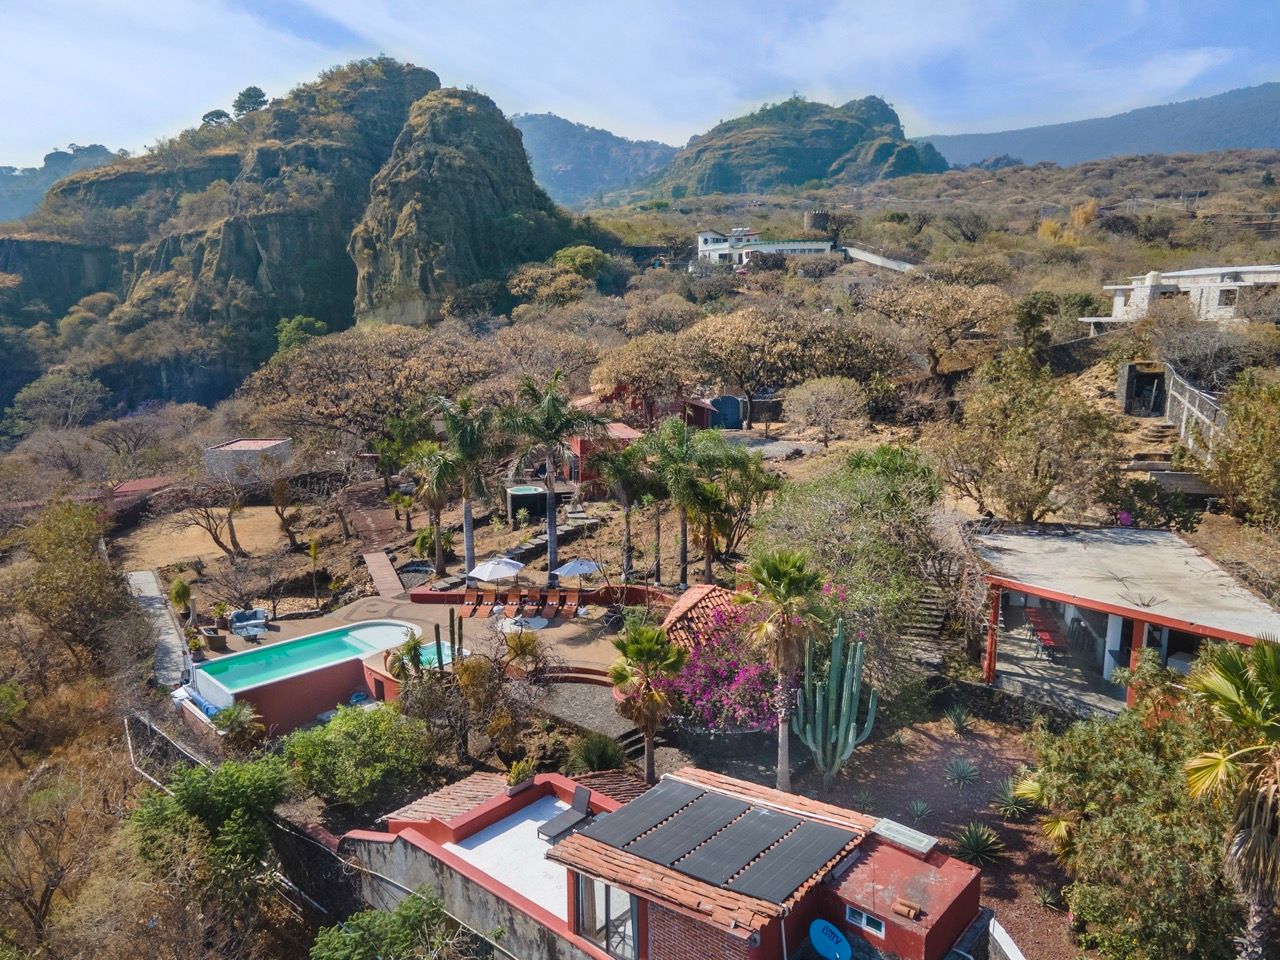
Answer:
[
  {"xmin": 508, "ymin": 484, "xmax": 543, "ymax": 495},
  {"xmin": 197, "ymin": 620, "xmax": 432, "ymax": 693}
]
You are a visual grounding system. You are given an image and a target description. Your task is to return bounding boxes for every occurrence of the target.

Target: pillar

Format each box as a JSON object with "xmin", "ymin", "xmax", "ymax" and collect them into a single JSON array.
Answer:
[
  {"xmin": 1103, "ymin": 614, "xmax": 1124, "ymax": 681},
  {"xmin": 983, "ymin": 586, "xmax": 1001, "ymax": 684},
  {"xmin": 1127, "ymin": 619, "xmax": 1148, "ymax": 706}
]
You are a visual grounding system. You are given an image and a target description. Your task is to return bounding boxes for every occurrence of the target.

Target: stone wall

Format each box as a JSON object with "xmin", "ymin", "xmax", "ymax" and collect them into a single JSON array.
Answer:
[{"xmin": 647, "ymin": 903, "xmax": 755, "ymax": 960}]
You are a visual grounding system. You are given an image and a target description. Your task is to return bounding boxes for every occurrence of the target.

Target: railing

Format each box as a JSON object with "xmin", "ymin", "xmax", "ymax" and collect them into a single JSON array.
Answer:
[{"xmin": 1164, "ymin": 364, "xmax": 1225, "ymax": 458}]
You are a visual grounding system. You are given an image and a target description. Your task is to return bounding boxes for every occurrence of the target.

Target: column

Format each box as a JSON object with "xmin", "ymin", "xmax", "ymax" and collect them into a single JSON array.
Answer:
[
  {"xmin": 1103, "ymin": 613, "xmax": 1124, "ymax": 681},
  {"xmin": 983, "ymin": 586, "xmax": 1001, "ymax": 684}
]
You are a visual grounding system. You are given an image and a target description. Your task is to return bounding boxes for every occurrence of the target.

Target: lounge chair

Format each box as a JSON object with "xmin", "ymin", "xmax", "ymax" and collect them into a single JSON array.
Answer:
[
  {"xmin": 477, "ymin": 588, "xmax": 497, "ymax": 617},
  {"xmin": 526, "ymin": 589, "xmax": 546, "ymax": 615},
  {"xmin": 538, "ymin": 785, "xmax": 593, "ymax": 841},
  {"xmin": 563, "ymin": 588, "xmax": 580, "ymax": 614},
  {"xmin": 502, "ymin": 592, "xmax": 521, "ymax": 619},
  {"xmin": 462, "ymin": 587, "xmax": 478, "ymax": 608},
  {"xmin": 543, "ymin": 588, "xmax": 562, "ymax": 620}
]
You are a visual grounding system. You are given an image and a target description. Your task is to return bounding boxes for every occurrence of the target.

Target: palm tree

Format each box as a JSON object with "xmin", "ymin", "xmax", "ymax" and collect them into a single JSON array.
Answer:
[
  {"xmin": 407, "ymin": 440, "xmax": 457, "ymax": 576},
  {"xmin": 638, "ymin": 418, "xmax": 699, "ymax": 587},
  {"xmin": 211, "ymin": 701, "xmax": 264, "ymax": 751},
  {"xmin": 609, "ymin": 624, "xmax": 688, "ymax": 784},
  {"xmin": 438, "ymin": 395, "xmax": 503, "ymax": 579},
  {"xmin": 1186, "ymin": 636, "xmax": 1280, "ymax": 960},
  {"xmin": 738, "ymin": 549, "xmax": 826, "ymax": 792},
  {"xmin": 593, "ymin": 443, "xmax": 652, "ymax": 583},
  {"xmin": 501, "ymin": 371, "xmax": 606, "ymax": 580},
  {"xmin": 385, "ymin": 630, "xmax": 427, "ymax": 683},
  {"xmin": 169, "ymin": 578, "xmax": 192, "ymax": 625}
]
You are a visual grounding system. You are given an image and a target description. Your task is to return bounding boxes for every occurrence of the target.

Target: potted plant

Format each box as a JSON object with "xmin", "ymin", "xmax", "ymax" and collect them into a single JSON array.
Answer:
[
  {"xmin": 506, "ymin": 757, "xmax": 536, "ymax": 795},
  {"xmin": 212, "ymin": 601, "xmax": 230, "ymax": 631},
  {"xmin": 185, "ymin": 626, "xmax": 204, "ymax": 662}
]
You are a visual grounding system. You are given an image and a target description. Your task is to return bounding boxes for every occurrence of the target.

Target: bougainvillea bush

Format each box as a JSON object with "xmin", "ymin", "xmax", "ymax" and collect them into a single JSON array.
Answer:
[{"xmin": 658, "ymin": 604, "xmax": 779, "ymax": 732}]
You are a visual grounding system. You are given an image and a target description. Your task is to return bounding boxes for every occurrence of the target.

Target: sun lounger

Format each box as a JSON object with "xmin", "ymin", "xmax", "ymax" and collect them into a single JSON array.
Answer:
[
  {"xmin": 563, "ymin": 588, "xmax": 580, "ymax": 613},
  {"xmin": 462, "ymin": 588, "xmax": 478, "ymax": 608},
  {"xmin": 476, "ymin": 588, "xmax": 497, "ymax": 617},
  {"xmin": 502, "ymin": 592, "xmax": 521, "ymax": 618},
  {"xmin": 538, "ymin": 785, "xmax": 593, "ymax": 840},
  {"xmin": 543, "ymin": 588, "xmax": 562, "ymax": 619}
]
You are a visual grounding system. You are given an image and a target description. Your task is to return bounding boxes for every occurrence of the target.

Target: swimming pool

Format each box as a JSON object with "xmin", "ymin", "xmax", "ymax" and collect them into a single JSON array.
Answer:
[
  {"xmin": 507, "ymin": 484, "xmax": 543, "ymax": 495},
  {"xmin": 195, "ymin": 619, "xmax": 428, "ymax": 703}
]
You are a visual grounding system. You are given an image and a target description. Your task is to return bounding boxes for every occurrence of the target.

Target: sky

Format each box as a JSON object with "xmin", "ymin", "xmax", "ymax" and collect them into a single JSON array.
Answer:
[{"xmin": 3, "ymin": 0, "xmax": 1280, "ymax": 167}]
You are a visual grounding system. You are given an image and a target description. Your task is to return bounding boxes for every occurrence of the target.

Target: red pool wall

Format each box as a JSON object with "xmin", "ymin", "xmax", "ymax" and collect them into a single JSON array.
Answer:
[{"xmin": 235, "ymin": 660, "xmax": 373, "ymax": 736}]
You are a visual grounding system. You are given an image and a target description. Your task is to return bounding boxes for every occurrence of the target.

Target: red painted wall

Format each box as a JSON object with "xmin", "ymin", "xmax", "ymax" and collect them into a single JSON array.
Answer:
[
  {"xmin": 922, "ymin": 872, "xmax": 981, "ymax": 960},
  {"xmin": 236, "ymin": 659, "xmax": 372, "ymax": 736}
]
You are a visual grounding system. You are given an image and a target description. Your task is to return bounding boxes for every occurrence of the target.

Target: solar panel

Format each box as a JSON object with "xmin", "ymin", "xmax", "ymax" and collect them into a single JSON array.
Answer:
[
  {"xmin": 674, "ymin": 807, "xmax": 801, "ymax": 885},
  {"xmin": 727, "ymin": 821, "xmax": 856, "ymax": 903},
  {"xmin": 624, "ymin": 793, "xmax": 750, "ymax": 865},
  {"xmin": 579, "ymin": 779, "xmax": 703, "ymax": 848}
]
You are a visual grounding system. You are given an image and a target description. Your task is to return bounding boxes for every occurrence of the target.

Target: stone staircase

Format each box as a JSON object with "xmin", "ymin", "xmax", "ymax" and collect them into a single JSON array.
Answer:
[
  {"xmin": 1136, "ymin": 421, "xmax": 1178, "ymax": 446},
  {"xmin": 897, "ymin": 586, "xmax": 950, "ymax": 671},
  {"xmin": 617, "ymin": 727, "xmax": 674, "ymax": 762},
  {"xmin": 426, "ymin": 507, "xmax": 602, "ymax": 590}
]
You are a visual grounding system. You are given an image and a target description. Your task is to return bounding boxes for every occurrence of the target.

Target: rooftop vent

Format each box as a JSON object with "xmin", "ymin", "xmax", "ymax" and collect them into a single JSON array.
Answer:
[{"xmin": 872, "ymin": 818, "xmax": 937, "ymax": 857}]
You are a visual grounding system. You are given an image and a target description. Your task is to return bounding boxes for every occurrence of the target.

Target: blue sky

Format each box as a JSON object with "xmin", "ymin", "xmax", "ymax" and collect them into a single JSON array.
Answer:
[{"xmin": 3, "ymin": 0, "xmax": 1280, "ymax": 167}]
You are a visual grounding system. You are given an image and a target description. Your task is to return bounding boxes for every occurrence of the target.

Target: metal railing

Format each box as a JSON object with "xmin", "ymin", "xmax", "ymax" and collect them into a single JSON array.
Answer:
[{"xmin": 1164, "ymin": 364, "xmax": 1225, "ymax": 458}]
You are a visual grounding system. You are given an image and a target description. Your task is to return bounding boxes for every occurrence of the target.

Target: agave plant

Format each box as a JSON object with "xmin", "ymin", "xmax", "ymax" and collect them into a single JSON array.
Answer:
[
  {"xmin": 1034, "ymin": 885, "xmax": 1063, "ymax": 911},
  {"xmin": 907, "ymin": 799, "xmax": 931, "ymax": 823},
  {"xmin": 945, "ymin": 757, "xmax": 980, "ymax": 787},
  {"xmin": 565, "ymin": 731, "xmax": 626, "ymax": 774},
  {"xmin": 850, "ymin": 789, "xmax": 875, "ymax": 813},
  {"xmin": 990, "ymin": 776, "xmax": 1032, "ymax": 820},
  {"xmin": 945, "ymin": 705, "xmax": 971, "ymax": 736},
  {"xmin": 953, "ymin": 821, "xmax": 1005, "ymax": 865}
]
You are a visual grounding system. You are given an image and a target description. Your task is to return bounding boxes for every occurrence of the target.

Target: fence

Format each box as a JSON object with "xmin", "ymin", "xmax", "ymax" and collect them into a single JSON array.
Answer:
[{"xmin": 1164, "ymin": 364, "xmax": 1225, "ymax": 458}]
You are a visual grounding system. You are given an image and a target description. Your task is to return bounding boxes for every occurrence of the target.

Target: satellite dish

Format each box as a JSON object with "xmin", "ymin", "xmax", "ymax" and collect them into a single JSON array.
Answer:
[{"xmin": 809, "ymin": 919, "xmax": 852, "ymax": 960}]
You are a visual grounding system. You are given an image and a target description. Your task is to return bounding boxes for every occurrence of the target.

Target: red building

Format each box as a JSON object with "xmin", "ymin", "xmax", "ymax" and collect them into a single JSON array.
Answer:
[
  {"xmin": 565, "ymin": 422, "xmax": 645, "ymax": 492},
  {"xmin": 339, "ymin": 767, "xmax": 987, "ymax": 960}
]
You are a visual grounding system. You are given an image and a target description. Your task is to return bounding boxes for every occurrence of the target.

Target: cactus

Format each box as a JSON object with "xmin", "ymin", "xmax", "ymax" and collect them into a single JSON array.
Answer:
[
  {"xmin": 448, "ymin": 607, "xmax": 463, "ymax": 664},
  {"xmin": 795, "ymin": 619, "xmax": 878, "ymax": 789}
]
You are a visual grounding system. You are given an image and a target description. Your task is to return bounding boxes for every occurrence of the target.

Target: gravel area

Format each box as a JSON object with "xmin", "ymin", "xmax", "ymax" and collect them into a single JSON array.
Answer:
[{"xmin": 540, "ymin": 683, "xmax": 636, "ymax": 739}]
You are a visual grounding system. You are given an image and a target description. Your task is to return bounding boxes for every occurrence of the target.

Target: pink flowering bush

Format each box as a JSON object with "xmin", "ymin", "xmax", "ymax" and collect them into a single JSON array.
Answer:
[{"xmin": 657, "ymin": 604, "xmax": 779, "ymax": 732}]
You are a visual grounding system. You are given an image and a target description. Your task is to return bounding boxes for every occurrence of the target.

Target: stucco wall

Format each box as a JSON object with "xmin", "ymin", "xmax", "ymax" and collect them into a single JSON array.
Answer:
[
  {"xmin": 341, "ymin": 833, "xmax": 595, "ymax": 960},
  {"xmin": 237, "ymin": 658, "xmax": 370, "ymax": 735}
]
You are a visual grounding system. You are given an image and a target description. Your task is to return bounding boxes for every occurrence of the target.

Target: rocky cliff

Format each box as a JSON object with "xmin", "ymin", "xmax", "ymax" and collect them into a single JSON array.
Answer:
[
  {"xmin": 648, "ymin": 96, "xmax": 947, "ymax": 197},
  {"xmin": 0, "ymin": 59, "xmax": 583, "ymax": 409},
  {"xmin": 0, "ymin": 144, "xmax": 119, "ymax": 222},
  {"xmin": 350, "ymin": 89, "xmax": 574, "ymax": 326}
]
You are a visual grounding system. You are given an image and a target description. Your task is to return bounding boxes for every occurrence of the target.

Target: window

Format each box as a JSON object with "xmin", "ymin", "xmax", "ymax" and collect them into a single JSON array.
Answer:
[
  {"xmin": 1219, "ymin": 288, "xmax": 1237, "ymax": 306},
  {"xmin": 577, "ymin": 875, "xmax": 637, "ymax": 960},
  {"xmin": 845, "ymin": 905, "xmax": 885, "ymax": 938}
]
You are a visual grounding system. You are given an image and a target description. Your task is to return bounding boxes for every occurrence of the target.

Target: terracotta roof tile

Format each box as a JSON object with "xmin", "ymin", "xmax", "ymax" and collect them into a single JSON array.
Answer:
[
  {"xmin": 572, "ymin": 770, "xmax": 652, "ymax": 804},
  {"xmin": 380, "ymin": 772, "xmax": 506, "ymax": 823},
  {"xmin": 660, "ymin": 584, "xmax": 740, "ymax": 649}
]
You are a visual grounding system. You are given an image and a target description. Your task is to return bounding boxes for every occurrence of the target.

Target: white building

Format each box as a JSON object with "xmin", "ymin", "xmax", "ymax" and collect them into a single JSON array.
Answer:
[
  {"xmin": 695, "ymin": 226, "xmax": 833, "ymax": 266},
  {"xmin": 1083, "ymin": 264, "xmax": 1280, "ymax": 333}
]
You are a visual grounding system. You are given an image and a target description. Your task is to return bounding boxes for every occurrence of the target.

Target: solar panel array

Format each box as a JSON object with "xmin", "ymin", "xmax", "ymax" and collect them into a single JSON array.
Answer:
[{"xmin": 577, "ymin": 779, "xmax": 857, "ymax": 904}]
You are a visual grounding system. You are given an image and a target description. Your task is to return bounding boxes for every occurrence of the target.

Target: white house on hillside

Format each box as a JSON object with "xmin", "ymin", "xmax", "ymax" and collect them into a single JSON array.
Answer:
[
  {"xmin": 1082, "ymin": 264, "xmax": 1280, "ymax": 334},
  {"xmin": 695, "ymin": 226, "xmax": 833, "ymax": 266}
]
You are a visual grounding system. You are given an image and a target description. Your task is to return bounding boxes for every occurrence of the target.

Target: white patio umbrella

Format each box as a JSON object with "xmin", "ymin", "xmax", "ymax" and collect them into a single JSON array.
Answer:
[
  {"xmin": 468, "ymin": 556, "xmax": 526, "ymax": 584},
  {"xmin": 551, "ymin": 557, "xmax": 601, "ymax": 587}
]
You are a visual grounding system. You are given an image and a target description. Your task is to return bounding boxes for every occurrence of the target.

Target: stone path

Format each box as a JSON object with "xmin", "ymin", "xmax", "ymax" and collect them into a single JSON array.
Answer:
[
  {"xmin": 343, "ymin": 480, "xmax": 402, "ymax": 551},
  {"xmin": 128, "ymin": 570, "xmax": 185, "ymax": 687}
]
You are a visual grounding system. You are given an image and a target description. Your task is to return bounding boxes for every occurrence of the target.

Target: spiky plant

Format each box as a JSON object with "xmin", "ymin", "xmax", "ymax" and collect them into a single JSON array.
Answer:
[
  {"xmin": 211, "ymin": 701, "xmax": 264, "ymax": 751},
  {"xmin": 1033, "ymin": 885, "xmax": 1063, "ymax": 911},
  {"xmin": 991, "ymin": 776, "xmax": 1032, "ymax": 820},
  {"xmin": 907, "ymin": 799, "xmax": 931, "ymax": 823},
  {"xmin": 945, "ymin": 757, "xmax": 980, "ymax": 787},
  {"xmin": 953, "ymin": 822, "xmax": 1005, "ymax": 865},
  {"xmin": 945, "ymin": 704, "xmax": 971, "ymax": 736},
  {"xmin": 850, "ymin": 789, "xmax": 875, "ymax": 813},
  {"xmin": 565, "ymin": 732, "xmax": 626, "ymax": 774}
]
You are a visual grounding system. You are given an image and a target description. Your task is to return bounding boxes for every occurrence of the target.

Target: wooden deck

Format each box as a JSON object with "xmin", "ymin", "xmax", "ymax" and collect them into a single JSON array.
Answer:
[{"xmin": 363, "ymin": 551, "xmax": 406, "ymax": 599}]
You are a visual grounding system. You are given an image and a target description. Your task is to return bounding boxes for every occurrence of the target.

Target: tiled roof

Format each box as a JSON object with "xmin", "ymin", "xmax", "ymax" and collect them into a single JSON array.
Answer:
[
  {"xmin": 661, "ymin": 584, "xmax": 740, "ymax": 648},
  {"xmin": 380, "ymin": 772, "xmax": 506, "ymax": 823},
  {"xmin": 548, "ymin": 768, "xmax": 872, "ymax": 937},
  {"xmin": 573, "ymin": 770, "xmax": 652, "ymax": 804}
]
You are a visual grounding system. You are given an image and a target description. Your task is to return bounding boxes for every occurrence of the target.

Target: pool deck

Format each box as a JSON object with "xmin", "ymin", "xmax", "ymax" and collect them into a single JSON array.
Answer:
[{"xmin": 198, "ymin": 595, "xmax": 619, "ymax": 671}]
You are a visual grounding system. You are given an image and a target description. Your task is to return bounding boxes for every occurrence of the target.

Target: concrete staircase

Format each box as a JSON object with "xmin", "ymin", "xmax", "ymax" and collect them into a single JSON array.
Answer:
[
  {"xmin": 897, "ymin": 586, "xmax": 949, "ymax": 671},
  {"xmin": 1136, "ymin": 421, "xmax": 1178, "ymax": 446}
]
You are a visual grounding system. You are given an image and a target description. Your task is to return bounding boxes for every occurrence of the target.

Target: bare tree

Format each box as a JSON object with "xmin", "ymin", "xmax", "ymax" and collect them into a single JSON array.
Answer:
[{"xmin": 155, "ymin": 480, "xmax": 248, "ymax": 557}]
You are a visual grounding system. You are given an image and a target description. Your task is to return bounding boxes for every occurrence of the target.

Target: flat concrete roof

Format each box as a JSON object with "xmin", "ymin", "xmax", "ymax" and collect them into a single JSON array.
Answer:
[
  {"xmin": 207, "ymin": 437, "xmax": 289, "ymax": 451},
  {"xmin": 975, "ymin": 526, "xmax": 1280, "ymax": 640},
  {"xmin": 442, "ymin": 794, "xmax": 570, "ymax": 920}
]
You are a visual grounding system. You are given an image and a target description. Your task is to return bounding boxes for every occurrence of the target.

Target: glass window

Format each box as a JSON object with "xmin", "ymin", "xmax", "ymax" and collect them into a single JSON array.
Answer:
[
  {"xmin": 577, "ymin": 875, "xmax": 637, "ymax": 960},
  {"xmin": 845, "ymin": 904, "xmax": 885, "ymax": 938}
]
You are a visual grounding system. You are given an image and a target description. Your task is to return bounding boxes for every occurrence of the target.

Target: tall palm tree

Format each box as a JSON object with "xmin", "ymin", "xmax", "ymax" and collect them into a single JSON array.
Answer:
[
  {"xmin": 501, "ymin": 371, "xmax": 606, "ymax": 581},
  {"xmin": 609, "ymin": 624, "xmax": 688, "ymax": 784},
  {"xmin": 438, "ymin": 395, "xmax": 503, "ymax": 578},
  {"xmin": 738, "ymin": 549, "xmax": 825, "ymax": 792},
  {"xmin": 1186, "ymin": 636, "xmax": 1280, "ymax": 960},
  {"xmin": 407, "ymin": 441, "xmax": 457, "ymax": 576},
  {"xmin": 593, "ymin": 443, "xmax": 652, "ymax": 583}
]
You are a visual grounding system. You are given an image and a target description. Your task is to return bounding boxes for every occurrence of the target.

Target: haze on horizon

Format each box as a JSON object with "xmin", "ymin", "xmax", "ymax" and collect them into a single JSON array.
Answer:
[{"xmin": 3, "ymin": 0, "xmax": 1280, "ymax": 168}]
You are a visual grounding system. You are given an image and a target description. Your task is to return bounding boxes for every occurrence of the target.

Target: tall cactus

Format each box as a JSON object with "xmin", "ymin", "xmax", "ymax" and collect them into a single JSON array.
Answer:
[{"xmin": 796, "ymin": 619, "xmax": 878, "ymax": 789}]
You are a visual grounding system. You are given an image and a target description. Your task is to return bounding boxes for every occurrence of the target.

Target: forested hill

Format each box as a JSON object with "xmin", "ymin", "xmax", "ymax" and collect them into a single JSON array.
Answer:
[
  {"xmin": 642, "ymin": 96, "xmax": 946, "ymax": 199},
  {"xmin": 0, "ymin": 58, "xmax": 589, "ymax": 412},
  {"xmin": 921, "ymin": 82, "xmax": 1280, "ymax": 167},
  {"xmin": 512, "ymin": 113, "xmax": 676, "ymax": 207},
  {"xmin": 0, "ymin": 145, "xmax": 119, "ymax": 221}
]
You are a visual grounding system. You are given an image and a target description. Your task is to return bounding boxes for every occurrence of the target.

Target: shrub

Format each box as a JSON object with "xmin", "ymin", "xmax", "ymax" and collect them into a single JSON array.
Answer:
[
  {"xmin": 565, "ymin": 732, "xmax": 626, "ymax": 774},
  {"xmin": 945, "ymin": 758, "xmax": 980, "ymax": 787},
  {"xmin": 944, "ymin": 705, "xmax": 971, "ymax": 736},
  {"xmin": 990, "ymin": 776, "xmax": 1032, "ymax": 820},
  {"xmin": 507, "ymin": 757, "xmax": 536, "ymax": 786},
  {"xmin": 953, "ymin": 821, "xmax": 1005, "ymax": 865},
  {"xmin": 1034, "ymin": 885, "xmax": 1063, "ymax": 911},
  {"xmin": 284, "ymin": 705, "xmax": 438, "ymax": 808},
  {"xmin": 850, "ymin": 789, "xmax": 875, "ymax": 813},
  {"xmin": 907, "ymin": 799, "xmax": 931, "ymax": 823}
]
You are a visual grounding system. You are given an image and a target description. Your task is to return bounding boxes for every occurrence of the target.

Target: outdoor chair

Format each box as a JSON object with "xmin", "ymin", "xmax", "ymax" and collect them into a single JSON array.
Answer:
[
  {"xmin": 544, "ymin": 588, "xmax": 562, "ymax": 619},
  {"xmin": 537, "ymin": 785, "xmax": 593, "ymax": 841},
  {"xmin": 563, "ymin": 588, "xmax": 581, "ymax": 613},
  {"xmin": 477, "ymin": 588, "xmax": 497, "ymax": 616},
  {"xmin": 502, "ymin": 593, "xmax": 521, "ymax": 619},
  {"xmin": 462, "ymin": 588, "xmax": 478, "ymax": 608}
]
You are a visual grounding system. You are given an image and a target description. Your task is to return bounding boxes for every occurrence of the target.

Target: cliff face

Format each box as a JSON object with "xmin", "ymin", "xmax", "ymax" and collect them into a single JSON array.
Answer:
[
  {"xmin": 0, "ymin": 145, "xmax": 119, "ymax": 221},
  {"xmin": 350, "ymin": 89, "xmax": 572, "ymax": 326},
  {"xmin": 651, "ymin": 96, "xmax": 947, "ymax": 197},
  {"xmin": 512, "ymin": 113, "xmax": 677, "ymax": 206},
  {"xmin": 0, "ymin": 237, "xmax": 124, "ymax": 315}
]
